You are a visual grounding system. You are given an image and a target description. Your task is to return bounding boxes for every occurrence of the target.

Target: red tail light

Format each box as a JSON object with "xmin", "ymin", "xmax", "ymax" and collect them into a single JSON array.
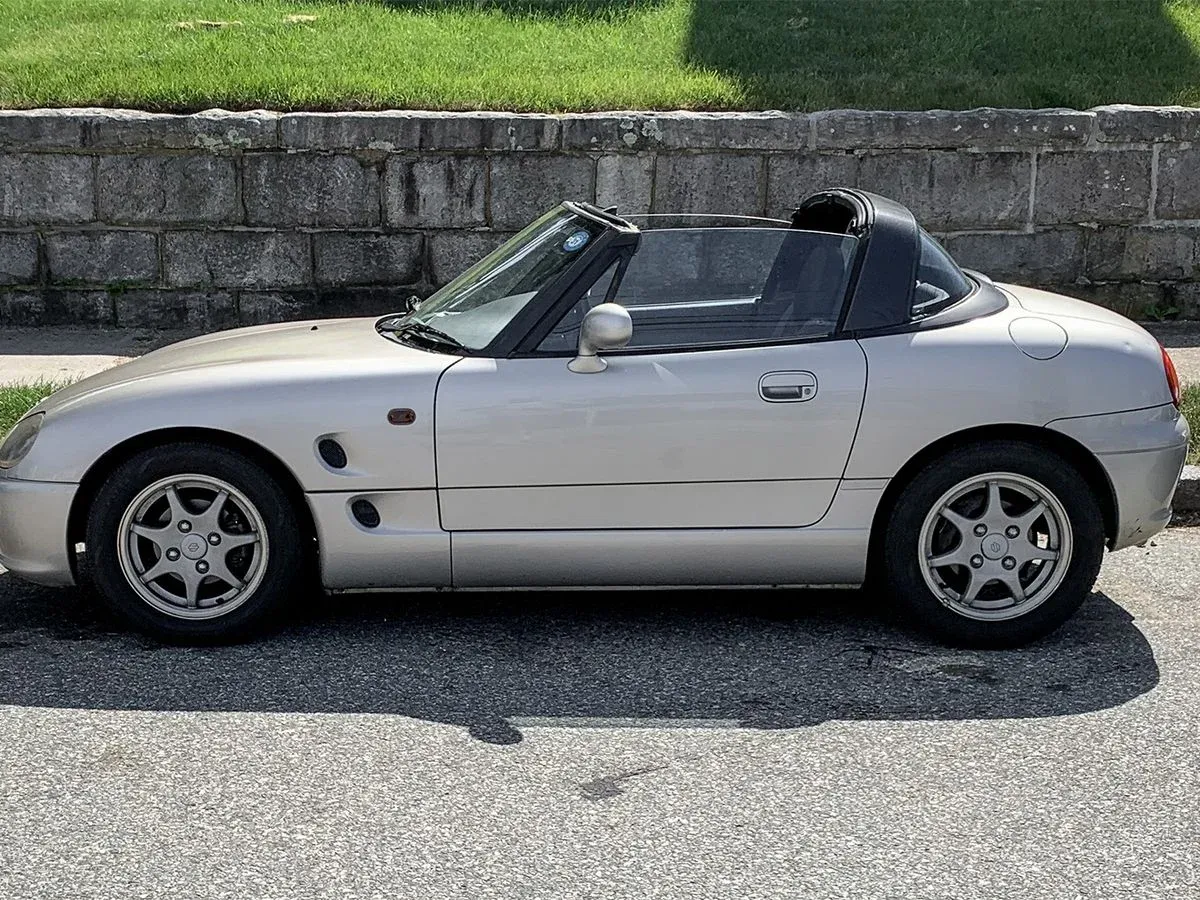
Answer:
[{"xmin": 1162, "ymin": 345, "xmax": 1181, "ymax": 409}]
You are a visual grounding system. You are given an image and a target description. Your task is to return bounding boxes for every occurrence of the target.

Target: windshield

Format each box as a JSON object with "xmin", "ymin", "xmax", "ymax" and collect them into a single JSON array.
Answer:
[{"xmin": 393, "ymin": 207, "xmax": 609, "ymax": 351}]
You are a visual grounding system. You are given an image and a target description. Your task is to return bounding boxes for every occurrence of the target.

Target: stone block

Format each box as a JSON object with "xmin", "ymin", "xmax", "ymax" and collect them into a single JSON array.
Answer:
[
  {"xmin": 653, "ymin": 154, "xmax": 764, "ymax": 216},
  {"xmin": 238, "ymin": 290, "xmax": 320, "ymax": 324},
  {"xmin": 97, "ymin": 155, "xmax": 237, "ymax": 225},
  {"xmin": 1168, "ymin": 283, "xmax": 1200, "ymax": 320},
  {"xmin": 0, "ymin": 290, "xmax": 44, "ymax": 325},
  {"xmin": 1086, "ymin": 227, "xmax": 1199, "ymax": 281},
  {"xmin": 0, "ymin": 232, "xmax": 38, "ymax": 284},
  {"xmin": 46, "ymin": 230, "xmax": 158, "ymax": 284},
  {"xmin": 941, "ymin": 229, "xmax": 1086, "ymax": 283},
  {"xmin": 489, "ymin": 155, "xmax": 594, "ymax": 229},
  {"xmin": 385, "ymin": 156, "xmax": 487, "ymax": 228},
  {"xmin": 42, "ymin": 289, "xmax": 115, "ymax": 325},
  {"xmin": 381, "ymin": 113, "xmax": 560, "ymax": 152},
  {"xmin": 114, "ymin": 290, "xmax": 236, "ymax": 330},
  {"xmin": 1093, "ymin": 105, "xmax": 1200, "ymax": 143},
  {"xmin": 281, "ymin": 112, "xmax": 421, "ymax": 151},
  {"xmin": 857, "ymin": 151, "xmax": 1031, "ymax": 229},
  {"xmin": 244, "ymin": 153, "xmax": 380, "ymax": 227},
  {"xmin": 476, "ymin": 114, "xmax": 561, "ymax": 152},
  {"xmin": 316, "ymin": 287, "xmax": 412, "ymax": 318},
  {"xmin": 314, "ymin": 232, "xmax": 423, "ymax": 286},
  {"xmin": 428, "ymin": 231, "xmax": 513, "ymax": 285},
  {"xmin": 563, "ymin": 112, "xmax": 806, "ymax": 152},
  {"xmin": 0, "ymin": 154, "xmax": 94, "ymax": 224},
  {"xmin": 1155, "ymin": 148, "xmax": 1200, "ymax": 221},
  {"xmin": 596, "ymin": 155, "xmax": 654, "ymax": 216},
  {"xmin": 164, "ymin": 231, "xmax": 311, "ymax": 289},
  {"xmin": 766, "ymin": 154, "xmax": 859, "ymax": 218},
  {"xmin": 812, "ymin": 109, "xmax": 1093, "ymax": 150},
  {"xmin": 0, "ymin": 110, "xmax": 87, "ymax": 150},
  {"xmin": 1059, "ymin": 281, "xmax": 1170, "ymax": 319},
  {"xmin": 84, "ymin": 109, "xmax": 281, "ymax": 151},
  {"xmin": 1034, "ymin": 150, "xmax": 1152, "ymax": 225}
]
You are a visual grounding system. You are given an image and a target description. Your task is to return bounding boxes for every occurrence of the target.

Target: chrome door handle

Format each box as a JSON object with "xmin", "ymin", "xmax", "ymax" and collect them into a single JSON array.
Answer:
[{"xmin": 759, "ymin": 371, "xmax": 818, "ymax": 403}]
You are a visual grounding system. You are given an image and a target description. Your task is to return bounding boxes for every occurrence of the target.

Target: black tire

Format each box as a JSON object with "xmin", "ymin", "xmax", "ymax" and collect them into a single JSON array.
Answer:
[
  {"xmin": 85, "ymin": 442, "xmax": 307, "ymax": 643},
  {"xmin": 882, "ymin": 440, "xmax": 1105, "ymax": 648}
]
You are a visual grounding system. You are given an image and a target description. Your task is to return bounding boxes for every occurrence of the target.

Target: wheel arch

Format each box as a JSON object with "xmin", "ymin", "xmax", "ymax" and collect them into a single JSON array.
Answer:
[
  {"xmin": 866, "ymin": 424, "xmax": 1119, "ymax": 574},
  {"xmin": 67, "ymin": 427, "xmax": 319, "ymax": 577}
]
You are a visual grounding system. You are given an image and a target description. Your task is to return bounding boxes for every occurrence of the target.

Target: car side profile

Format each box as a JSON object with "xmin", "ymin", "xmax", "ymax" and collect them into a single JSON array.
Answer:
[{"xmin": 0, "ymin": 189, "xmax": 1188, "ymax": 646}]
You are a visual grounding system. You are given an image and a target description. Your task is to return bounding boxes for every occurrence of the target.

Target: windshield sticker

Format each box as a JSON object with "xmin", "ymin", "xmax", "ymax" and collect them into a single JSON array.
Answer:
[{"xmin": 562, "ymin": 230, "xmax": 591, "ymax": 252}]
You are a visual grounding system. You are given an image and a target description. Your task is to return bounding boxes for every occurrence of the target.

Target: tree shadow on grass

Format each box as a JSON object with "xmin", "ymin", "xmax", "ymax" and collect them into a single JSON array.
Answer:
[
  {"xmin": 685, "ymin": 0, "xmax": 1200, "ymax": 110},
  {"xmin": 341, "ymin": 0, "xmax": 1200, "ymax": 109},
  {"xmin": 0, "ymin": 575, "xmax": 1159, "ymax": 745}
]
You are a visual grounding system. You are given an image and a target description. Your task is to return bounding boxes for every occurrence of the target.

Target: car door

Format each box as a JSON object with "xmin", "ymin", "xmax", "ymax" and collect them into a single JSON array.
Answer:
[
  {"xmin": 434, "ymin": 225, "xmax": 868, "ymax": 583},
  {"xmin": 436, "ymin": 342, "xmax": 865, "ymax": 530}
]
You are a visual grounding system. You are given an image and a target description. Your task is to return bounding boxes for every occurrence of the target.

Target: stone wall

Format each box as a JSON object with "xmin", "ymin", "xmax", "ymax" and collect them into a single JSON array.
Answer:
[{"xmin": 1, "ymin": 105, "xmax": 1199, "ymax": 329}]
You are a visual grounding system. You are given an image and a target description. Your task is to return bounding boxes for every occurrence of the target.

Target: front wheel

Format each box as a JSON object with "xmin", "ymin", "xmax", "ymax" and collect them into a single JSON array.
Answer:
[
  {"xmin": 85, "ymin": 443, "xmax": 306, "ymax": 642},
  {"xmin": 883, "ymin": 441, "xmax": 1105, "ymax": 648}
]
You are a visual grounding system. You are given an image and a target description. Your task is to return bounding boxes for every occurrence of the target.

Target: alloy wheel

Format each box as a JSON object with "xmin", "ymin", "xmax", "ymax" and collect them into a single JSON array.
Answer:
[
  {"xmin": 917, "ymin": 471, "xmax": 1073, "ymax": 621},
  {"xmin": 116, "ymin": 474, "xmax": 270, "ymax": 620}
]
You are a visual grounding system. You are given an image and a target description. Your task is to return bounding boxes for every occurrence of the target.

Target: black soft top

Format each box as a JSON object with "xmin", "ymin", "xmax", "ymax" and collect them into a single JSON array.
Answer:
[{"xmin": 791, "ymin": 188, "xmax": 1006, "ymax": 334}]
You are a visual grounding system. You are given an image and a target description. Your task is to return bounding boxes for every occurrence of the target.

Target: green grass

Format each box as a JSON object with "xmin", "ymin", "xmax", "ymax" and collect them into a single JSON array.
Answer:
[
  {"xmin": 2, "ymin": 0, "xmax": 1200, "ymax": 112},
  {"xmin": 1183, "ymin": 384, "xmax": 1200, "ymax": 465},
  {"xmin": 0, "ymin": 383, "xmax": 61, "ymax": 437}
]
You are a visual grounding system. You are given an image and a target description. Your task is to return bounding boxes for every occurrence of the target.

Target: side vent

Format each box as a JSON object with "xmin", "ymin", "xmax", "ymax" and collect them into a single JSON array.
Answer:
[
  {"xmin": 351, "ymin": 499, "xmax": 381, "ymax": 529},
  {"xmin": 317, "ymin": 438, "xmax": 348, "ymax": 470}
]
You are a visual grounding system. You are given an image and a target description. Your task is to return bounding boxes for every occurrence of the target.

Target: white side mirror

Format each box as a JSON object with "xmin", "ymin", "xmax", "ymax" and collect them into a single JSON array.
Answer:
[{"xmin": 568, "ymin": 303, "xmax": 633, "ymax": 374}]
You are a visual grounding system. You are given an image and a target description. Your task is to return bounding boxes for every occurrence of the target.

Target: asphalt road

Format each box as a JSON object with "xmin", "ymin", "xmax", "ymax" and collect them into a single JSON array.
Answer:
[{"xmin": 1, "ymin": 530, "xmax": 1198, "ymax": 899}]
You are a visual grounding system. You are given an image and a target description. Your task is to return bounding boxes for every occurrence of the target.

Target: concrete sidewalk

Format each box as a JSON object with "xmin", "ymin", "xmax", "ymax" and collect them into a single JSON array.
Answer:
[{"xmin": 0, "ymin": 328, "xmax": 188, "ymax": 383}]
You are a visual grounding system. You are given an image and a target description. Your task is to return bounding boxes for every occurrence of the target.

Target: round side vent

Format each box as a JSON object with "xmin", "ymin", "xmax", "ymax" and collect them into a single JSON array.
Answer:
[
  {"xmin": 317, "ymin": 438, "xmax": 347, "ymax": 470},
  {"xmin": 351, "ymin": 499, "xmax": 381, "ymax": 529}
]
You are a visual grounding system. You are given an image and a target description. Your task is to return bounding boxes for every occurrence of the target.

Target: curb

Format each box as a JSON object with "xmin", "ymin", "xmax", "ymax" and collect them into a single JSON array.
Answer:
[{"xmin": 1176, "ymin": 466, "xmax": 1200, "ymax": 514}]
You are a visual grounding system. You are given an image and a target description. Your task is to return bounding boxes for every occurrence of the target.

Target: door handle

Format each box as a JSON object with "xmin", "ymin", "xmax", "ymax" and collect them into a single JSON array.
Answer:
[{"xmin": 759, "ymin": 371, "xmax": 818, "ymax": 403}]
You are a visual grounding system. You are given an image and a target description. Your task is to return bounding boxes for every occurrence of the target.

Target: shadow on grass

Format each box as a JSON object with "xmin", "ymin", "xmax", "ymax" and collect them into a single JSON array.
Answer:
[
  {"xmin": 0, "ymin": 576, "xmax": 1159, "ymax": 745},
  {"xmin": 341, "ymin": 0, "xmax": 1200, "ymax": 109},
  {"xmin": 685, "ymin": 0, "xmax": 1200, "ymax": 109}
]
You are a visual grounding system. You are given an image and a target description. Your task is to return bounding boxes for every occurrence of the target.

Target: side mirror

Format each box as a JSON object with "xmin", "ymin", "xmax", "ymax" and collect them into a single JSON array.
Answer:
[
  {"xmin": 569, "ymin": 303, "xmax": 632, "ymax": 373},
  {"xmin": 403, "ymin": 294, "xmax": 422, "ymax": 314}
]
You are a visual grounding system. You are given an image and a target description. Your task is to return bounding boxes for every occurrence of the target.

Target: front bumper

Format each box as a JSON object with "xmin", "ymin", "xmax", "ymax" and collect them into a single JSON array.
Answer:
[
  {"xmin": 1048, "ymin": 404, "xmax": 1189, "ymax": 551},
  {"xmin": 0, "ymin": 478, "xmax": 77, "ymax": 586}
]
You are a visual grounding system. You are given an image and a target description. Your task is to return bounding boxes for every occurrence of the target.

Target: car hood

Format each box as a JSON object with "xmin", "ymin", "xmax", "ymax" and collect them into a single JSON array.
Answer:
[{"xmin": 39, "ymin": 318, "xmax": 451, "ymax": 413}]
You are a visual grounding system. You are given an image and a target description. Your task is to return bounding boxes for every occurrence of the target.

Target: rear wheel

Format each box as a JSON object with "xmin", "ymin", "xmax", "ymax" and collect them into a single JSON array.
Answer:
[
  {"xmin": 85, "ymin": 443, "xmax": 305, "ymax": 642},
  {"xmin": 883, "ymin": 441, "xmax": 1105, "ymax": 647}
]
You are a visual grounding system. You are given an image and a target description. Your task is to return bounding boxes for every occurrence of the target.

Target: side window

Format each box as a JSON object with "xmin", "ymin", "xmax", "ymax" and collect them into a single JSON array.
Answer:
[
  {"xmin": 912, "ymin": 231, "xmax": 974, "ymax": 320},
  {"xmin": 536, "ymin": 228, "xmax": 857, "ymax": 353}
]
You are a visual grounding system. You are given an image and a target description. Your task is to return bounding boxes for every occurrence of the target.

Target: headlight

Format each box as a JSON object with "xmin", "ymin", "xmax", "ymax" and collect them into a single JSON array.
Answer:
[{"xmin": 0, "ymin": 413, "xmax": 44, "ymax": 469}]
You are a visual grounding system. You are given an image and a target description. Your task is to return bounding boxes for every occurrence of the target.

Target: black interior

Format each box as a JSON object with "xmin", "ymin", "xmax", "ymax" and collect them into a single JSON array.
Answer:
[{"xmin": 790, "ymin": 194, "xmax": 863, "ymax": 236}]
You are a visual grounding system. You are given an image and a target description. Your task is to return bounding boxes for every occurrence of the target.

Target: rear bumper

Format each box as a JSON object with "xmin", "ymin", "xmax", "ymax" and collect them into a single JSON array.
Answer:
[
  {"xmin": 1048, "ymin": 404, "xmax": 1189, "ymax": 551},
  {"xmin": 0, "ymin": 478, "xmax": 77, "ymax": 586}
]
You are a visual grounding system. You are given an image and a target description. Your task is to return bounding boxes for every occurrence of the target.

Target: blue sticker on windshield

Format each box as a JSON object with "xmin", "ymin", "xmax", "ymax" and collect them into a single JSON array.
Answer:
[{"xmin": 563, "ymin": 230, "xmax": 591, "ymax": 252}]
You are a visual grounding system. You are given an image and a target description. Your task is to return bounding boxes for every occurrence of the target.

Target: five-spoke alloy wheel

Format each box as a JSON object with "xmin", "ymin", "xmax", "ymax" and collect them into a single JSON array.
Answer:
[
  {"xmin": 86, "ymin": 442, "xmax": 306, "ymax": 642},
  {"xmin": 884, "ymin": 441, "xmax": 1105, "ymax": 647}
]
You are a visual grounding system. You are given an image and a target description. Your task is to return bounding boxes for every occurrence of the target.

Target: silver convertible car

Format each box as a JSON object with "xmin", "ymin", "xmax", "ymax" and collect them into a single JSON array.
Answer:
[{"xmin": 0, "ymin": 189, "xmax": 1188, "ymax": 646}]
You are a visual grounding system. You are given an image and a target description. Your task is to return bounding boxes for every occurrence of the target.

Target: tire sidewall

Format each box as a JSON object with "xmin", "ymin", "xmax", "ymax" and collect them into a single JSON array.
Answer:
[
  {"xmin": 884, "ymin": 441, "xmax": 1106, "ymax": 648},
  {"xmin": 85, "ymin": 443, "xmax": 305, "ymax": 642}
]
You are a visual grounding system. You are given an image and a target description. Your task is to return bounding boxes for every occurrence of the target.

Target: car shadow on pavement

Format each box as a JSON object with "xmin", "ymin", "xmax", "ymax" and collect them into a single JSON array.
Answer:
[{"xmin": 0, "ymin": 579, "xmax": 1159, "ymax": 745}]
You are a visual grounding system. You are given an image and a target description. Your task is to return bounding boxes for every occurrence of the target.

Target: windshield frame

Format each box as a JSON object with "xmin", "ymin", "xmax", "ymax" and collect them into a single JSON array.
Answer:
[{"xmin": 378, "ymin": 202, "xmax": 633, "ymax": 357}]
